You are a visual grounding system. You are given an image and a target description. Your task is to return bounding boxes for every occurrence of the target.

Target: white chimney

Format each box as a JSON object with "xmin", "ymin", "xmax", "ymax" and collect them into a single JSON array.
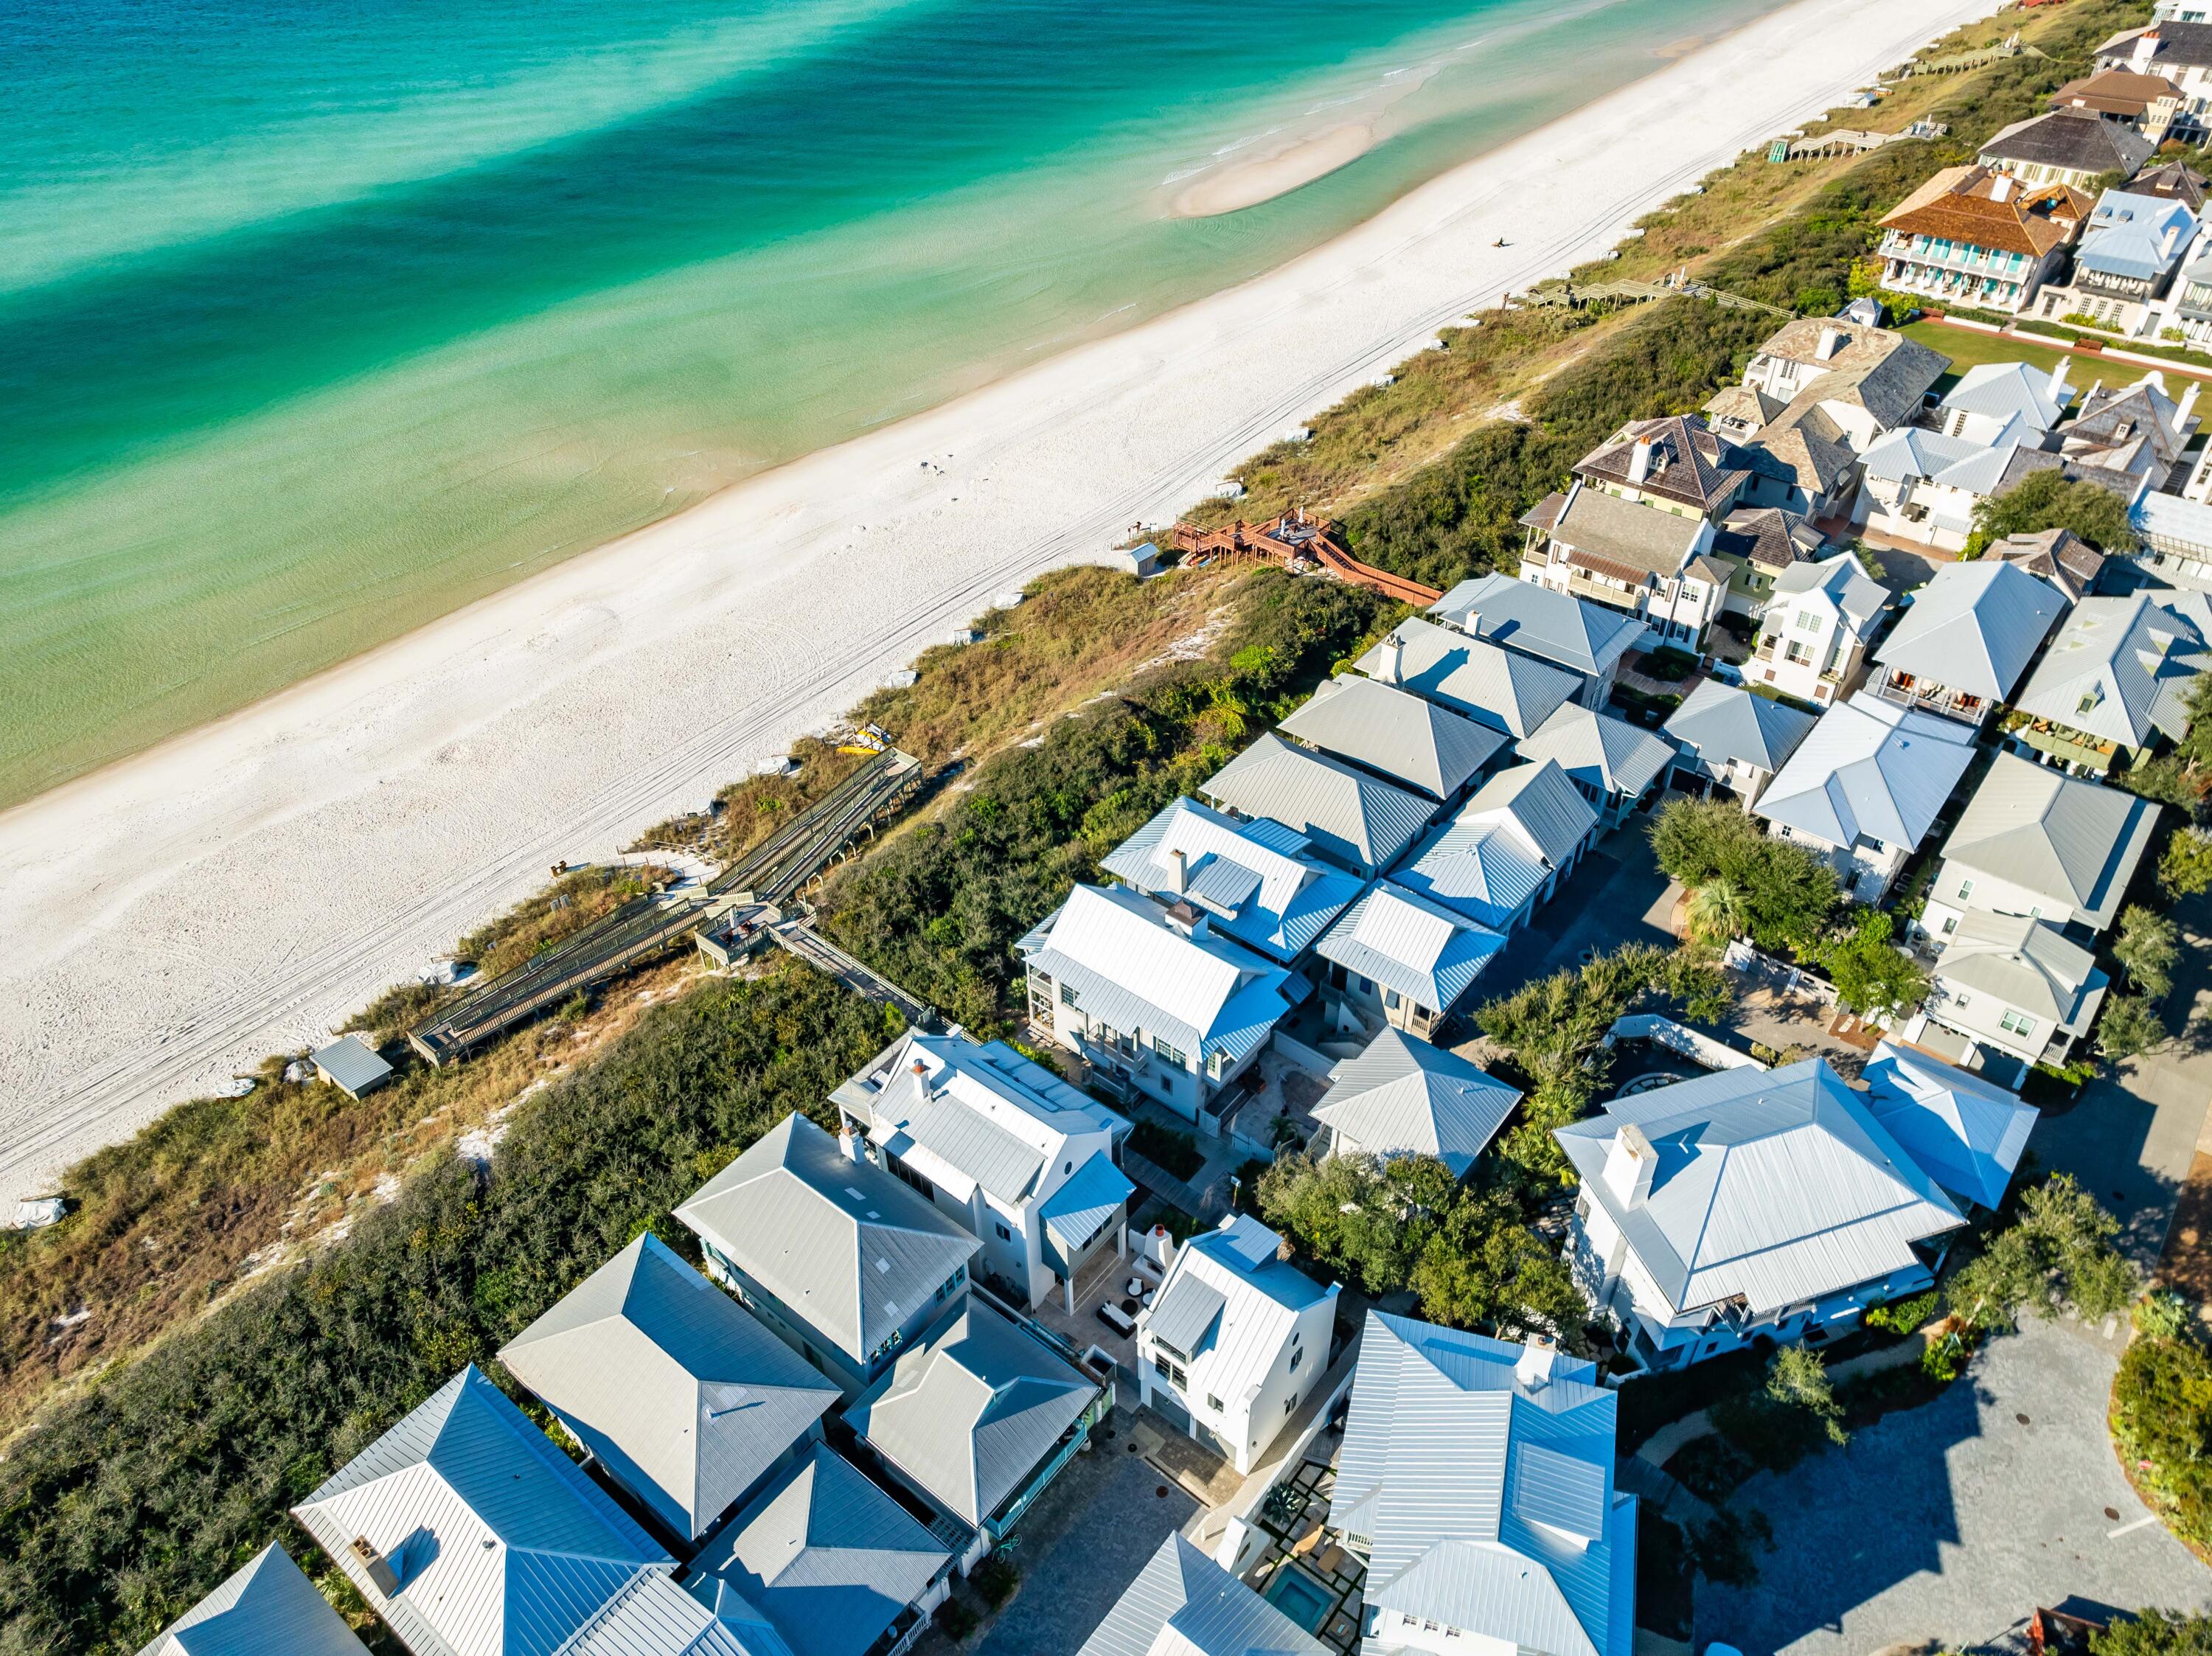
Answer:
[
  {"xmin": 1167, "ymin": 847, "xmax": 1188, "ymax": 895},
  {"xmin": 838, "ymin": 1121, "xmax": 867, "ymax": 1163},
  {"xmin": 2049, "ymin": 358, "xmax": 2072, "ymax": 403},
  {"xmin": 1379, "ymin": 631, "xmax": 1405, "ymax": 684},
  {"xmin": 1989, "ymin": 172, "xmax": 2015, "ymax": 205},
  {"xmin": 2166, "ymin": 222, "xmax": 2185, "ymax": 259},
  {"xmin": 1516, "ymin": 1336, "xmax": 1559, "ymax": 1393},
  {"xmin": 1817, "ymin": 324, "xmax": 1848, "ymax": 361},
  {"xmin": 1627, "ymin": 434, "xmax": 1656, "ymax": 484},
  {"xmin": 2136, "ymin": 27, "xmax": 2162, "ymax": 70},
  {"xmin": 1601, "ymin": 1122, "xmax": 1658, "ymax": 1207},
  {"xmin": 2179, "ymin": 380, "xmax": 2199, "ymax": 429}
]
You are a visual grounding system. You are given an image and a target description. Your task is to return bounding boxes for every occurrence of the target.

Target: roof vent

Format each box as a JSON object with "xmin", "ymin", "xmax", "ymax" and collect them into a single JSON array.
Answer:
[
  {"xmin": 875, "ymin": 1257, "xmax": 892, "ymax": 1274},
  {"xmin": 1516, "ymin": 1336, "xmax": 1559, "ymax": 1393},
  {"xmin": 844, "ymin": 1186, "xmax": 866, "ymax": 1201}
]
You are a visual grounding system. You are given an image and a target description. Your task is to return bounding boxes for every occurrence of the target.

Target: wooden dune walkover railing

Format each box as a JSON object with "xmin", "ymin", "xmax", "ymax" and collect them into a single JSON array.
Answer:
[{"xmin": 1170, "ymin": 511, "xmax": 1442, "ymax": 606}]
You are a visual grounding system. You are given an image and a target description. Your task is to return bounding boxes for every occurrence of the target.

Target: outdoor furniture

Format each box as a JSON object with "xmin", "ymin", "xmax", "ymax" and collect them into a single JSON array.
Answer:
[{"xmin": 1315, "ymin": 1545, "xmax": 1344, "ymax": 1574}]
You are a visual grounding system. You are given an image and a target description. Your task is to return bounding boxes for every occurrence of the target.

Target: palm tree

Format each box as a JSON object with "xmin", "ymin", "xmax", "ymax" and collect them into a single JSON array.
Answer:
[{"xmin": 1683, "ymin": 878, "xmax": 1750, "ymax": 948}]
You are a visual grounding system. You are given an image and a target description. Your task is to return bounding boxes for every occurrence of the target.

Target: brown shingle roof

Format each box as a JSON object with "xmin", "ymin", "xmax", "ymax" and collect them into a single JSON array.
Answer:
[
  {"xmin": 2051, "ymin": 69, "xmax": 2182, "ymax": 117},
  {"xmin": 1881, "ymin": 164, "xmax": 2087, "ymax": 260},
  {"xmin": 1575, "ymin": 415, "xmax": 1750, "ymax": 515},
  {"xmin": 1978, "ymin": 110, "xmax": 2153, "ymax": 179}
]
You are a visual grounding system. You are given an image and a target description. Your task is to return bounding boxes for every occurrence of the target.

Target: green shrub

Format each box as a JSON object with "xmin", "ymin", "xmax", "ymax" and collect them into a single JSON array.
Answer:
[
  {"xmin": 972, "ymin": 1554, "xmax": 1021, "ymax": 1610},
  {"xmin": 936, "ymin": 1599, "xmax": 981, "ymax": 1641},
  {"xmin": 1865, "ymin": 1291, "xmax": 1939, "ymax": 1335},
  {"xmin": 2113, "ymin": 1334, "xmax": 2212, "ymax": 1551},
  {"xmin": 1130, "ymin": 1119, "xmax": 1205, "ymax": 1180}
]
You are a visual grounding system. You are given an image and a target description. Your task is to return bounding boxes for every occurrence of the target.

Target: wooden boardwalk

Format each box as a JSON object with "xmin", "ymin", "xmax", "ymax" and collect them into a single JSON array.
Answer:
[{"xmin": 1171, "ymin": 511, "xmax": 1441, "ymax": 606}]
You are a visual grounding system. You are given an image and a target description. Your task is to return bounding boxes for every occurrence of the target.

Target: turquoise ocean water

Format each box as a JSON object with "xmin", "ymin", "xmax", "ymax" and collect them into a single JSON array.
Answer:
[{"xmin": 0, "ymin": 0, "xmax": 1785, "ymax": 804}]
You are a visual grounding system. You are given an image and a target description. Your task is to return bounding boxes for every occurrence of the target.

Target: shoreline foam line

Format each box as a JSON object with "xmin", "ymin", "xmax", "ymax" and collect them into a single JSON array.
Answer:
[{"xmin": 0, "ymin": 0, "xmax": 2007, "ymax": 1191}]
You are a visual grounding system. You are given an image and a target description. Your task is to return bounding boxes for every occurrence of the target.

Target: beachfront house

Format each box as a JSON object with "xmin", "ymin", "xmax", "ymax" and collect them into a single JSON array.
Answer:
[
  {"xmin": 687, "ymin": 1442, "xmax": 954, "ymax": 1656},
  {"xmin": 140, "ymin": 1546, "xmax": 369, "ymax": 1656},
  {"xmin": 1310, "ymin": 880, "xmax": 1504, "ymax": 1043},
  {"xmin": 2100, "ymin": 23, "xmax": 2212, "ymax": 143},
  {"xmin": 1310, "ymin": 1026, "xmax": 1521, "ymax": 1176},
  {"xmin": 497, "ymin": 1233, "xmax": 841, "ymax": 1546},
  {"xmin": 1517, "ymin": 417, "xmax": 1751, "ymax": 651},
  {"xmin": 1660, "ymin": 678, "xmax": 1820, "ymax": 810},
  {"xmin": 1747, "ymin": 550, "xmax": 1891, "ymax": 707},
  {"xmin": 1276, "ymin": 672, "xmax": 1511, "ymax": 804},
  {"xmin": 843, "ymin": 1302, "xmax": 1106, "ymax": 1568},
  {"xmin": 1511, "ymin": 703, "xmax": 1677, "ymax": 830},
  {"xmin": 2031, "ymin": 187, "xmax": 2199, "ymax": 336},
  {"xmin": 1426, "ymin": 569, "xmax": 1647, "ymax": 707},
  {"xmin": 1136, "ymin": 1213, "xmax": 1338, "ymax": 1475},
  {"xmin": 1979, "ymin": 109, "xmax": 2157, "ymax": 192},
  {"xmin": 674, "ymin": 1113, "xmax": 980, "ymax": 1392},
  {"xmin": 1200, "ymin": 730, "xmax": 1438, "ymax": 878},
  {"xmin": 1352, "ymin": 616, "xmax": 1585, "ymax": 740},
  {"xmin": 1075, "ymin": 1534, "xmax": 1326, "ymax": 1656},
  {"xmin": 1753, "ymin": 692, "xmax": 1978, "ymax": 901},
  {"xmin": 1877, "ymin": 164, "xmax": 2089, "ymax": 315},
  {"xmin": 1394, "ymin": 759, "xmax": 1602, "ymax": 932},
  {"xmin": 1554, "ymin": 1060, "xmax": 1966, "ymax": 1371},
  {"xmin": 1099, "ymin": 795, "xmax": 1363, "ymax": 964},
  {"xmin": 1871, "ymin": 559, "xmax": 2067, "ymax": 725},
  {"xmin": 830, "ymin": 1028, "xmax": 1133, "ymax": 1312},
  {"xmin": 1017, "ymin": 882, "xmax": 1304, "ymax": 1120},
  {"xmin": 1919, "ymin": 751, "xmax": 2160, "ymax": 947},
  {"xmin": 1913, "ymin": 909, "xmax": 2110, "ymax": 1073},
  {"xmin": 2008, "ymin": 593, "xmax": 2212, "ymax": 773},
  {"xmin": 1332, "ymin": 1313, "xmax": 1635, "ymax": 1656},
  {"xmin": 292, "ymin": 1367, "xmax": 678, "ymax": 1656},
  {"xmin": 1726, "ymin": 316, "xmax": 1951, "ymax": 453},
  {"xmin": 1862, "ymin": 1040, "xmax": 2041, "ymax": 1214},
  {"xmin": 2047, "ymin": 68, "xmax": 2189, "ymax": 138}
]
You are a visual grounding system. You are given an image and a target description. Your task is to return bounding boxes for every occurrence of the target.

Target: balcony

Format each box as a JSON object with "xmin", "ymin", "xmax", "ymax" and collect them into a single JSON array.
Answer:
[
  {"xmin": 1565, "ymin": 571, "xmax": 1647, "ymax": 613},
  {"xmin": 1875, "ymin": 669, "xmax": 1986, "ymax": 724},
  {"xmin": 2003, "ymin": 712, "xmax": 2119, "ymax": 773},
  {"xmin": 1879, "ymin": 233, "xmax": 2026, "ymax": 279}
]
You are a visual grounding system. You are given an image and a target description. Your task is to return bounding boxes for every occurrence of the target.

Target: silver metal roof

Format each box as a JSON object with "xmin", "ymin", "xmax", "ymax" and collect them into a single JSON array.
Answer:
[
  {"xmin": 1427, "ymin": 571, "xmax": 1646, "ymax": 679},
  {"xmin": 1335, "ymin": 1312, "xmax": 1630, "ymax": 1656},
  {"xmin": 1392, "ymin": 762, "xmax": 1600, "ymax": 932},
  {"xmin": 498, "ymin": 1234, "xmax": 840, "ymax": 1541},
  {"xmin": 291, "ymin": 1366, "xmax": 672, "ymax": 1656},
  {"xmin": 1936, "ymin": 751, "xmax": 2160, "ymax": 929},
  {"xmin": 1937, "ymin": 360, "xmax": 2073, "ymax": 433},
  {"xmin": 1277, "ymin": 673, "xmax": 1509, "ymax": 801},
  {"xmin": 1143, "ymin": 1273, "xmax": 1226, "ymax": 1357},
  {"xmin": 1554, "ymin": 1060, "xmax": 1964, "ymax": 1316},
  {"xmin": 1311, "ymin": 1026, "xmax": 1521, "ymax": 1177},
  {"xmin": 1935, "ymin": 910, "xmax": 2105, "ymax": 1023},
  {"xmin": 138, "ymin": 1544, "xmax": 369, "ymax": 1656},
  {"xmin": 565, "ymin": 1570, "xmax": 793, "ymax": 1656},
  {"xmin": 1075, "ymin": 1533, "xmax": 1326, "ymax": 1656},
  {"xmin": 688, "ymin": 1445, "xmax": 950, "ymax": 1656},
  {"xmin": 1039, "ymin": 1152, "xmax": 1136, "ymax": 1259},
  {"xmin": 1863, "ymin": 1040, "xmax": 2039, "ymax": 1211},
  {"xmin": 1100, "ymin": 795, "xmax": 1363, "ymax": 961},
  {"xmin": 1201, "ymin": 732, "xmax": 1437, "ymax": 874},
  {"xmin": 844, "ymin": 1302, "xmax": 1099, "ymax": 1528},
  {"xmin": 1872, "ymin": 560, "xmax": 2065, "ymax": 700},
  {"xmin": 1756, "ymin": 692, "xmax": 1977, "ymax": 852},
  {"xmin": 2012, "ymin": 594, "xmax": 2211, "ymax": 753},
  {"xmin": 1512, "ymin": 705, "xmax": 1674, "ymax": 801},
  {"xmin": 674, "ymin": 1116, "xmax": 979, "ymax": 1369},
  {"xmin": 1018, "ymin": 883, "xmax": 1304, "ymax": 1071},
  {"xmin": 1354, "ymin": 616, "xmax": 1585, "ymax": 739},
  {"xmin": 312, "ymin": 1034, "xmax": 393, "ymax": 1096},
  {"xmin": 1311, "ymin": 882, "xmax": 1504, "ymax": 1018},
  {"xmin": 1660, "ymin": 678, "xmax": 1820, "ymax": 775},
  {"xmin": 1772, "ymin": 552, "xmax": 1890, "ymax": 636}
]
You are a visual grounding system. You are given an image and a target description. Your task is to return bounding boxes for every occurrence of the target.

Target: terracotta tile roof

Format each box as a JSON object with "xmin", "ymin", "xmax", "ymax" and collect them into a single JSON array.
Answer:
[{"xmin": 1881, "ymin": 164, "xmax": 2088, "ymax": 260}]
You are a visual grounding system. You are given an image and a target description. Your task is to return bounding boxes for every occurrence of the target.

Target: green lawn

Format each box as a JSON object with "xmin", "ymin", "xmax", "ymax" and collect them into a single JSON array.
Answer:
[{"xmin": 1900, "ymin": 320, "xmax": 2076, "ymax": 392}]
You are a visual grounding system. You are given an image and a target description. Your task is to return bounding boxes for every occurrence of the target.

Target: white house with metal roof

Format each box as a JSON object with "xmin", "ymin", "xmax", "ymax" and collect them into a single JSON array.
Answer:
[
  {"xmin": 1352, "ymin": 616, "xmax": 1585, "ymax": 740},
  {"xmin": 1873, "ymin": 559, "xmax": 2067, "ymax": 723},
  {"xmin": 1074, "ymin": 1532, "xmax": 1326, "ymax": 1656},
  {"xmin": 1311, "ymin": 1026, "xmax": 1521, "ymax": 1177},
  {"xmin": 1660, "ymin": 678, "xmax": 1820, "ymax": 810},
  {"xmin": 1426, "ymin": 571, "xmax": 1646, "ymax": 706},
  {"xmin": 1939, "ymin": 359, "xmax": 2076, "ymax": 443},
  {"xmin": 136, "ymin": 1545, "xmax": 369, "ymax": 1656},
  {"xmin": 1555, "ymin": 1060, "xmax": 1966, "ymax": 1369},
  {"xmin": 1099, "ymin": 796, "xmax": 1364, "ymax": 964},
  {"xmin": 1913, "ymin": 909, "xmax": 2110, "ymax": 1072},
  {"xmin": 574, "ymin": 1572, "xmax": 795, "ymax": 1656},
  {"xmin": 1863, "ymin": 1040, "xmax": 2039, "ymax": 1213},
  {"xmin": 1018, "ymin": 883, "xmax": 1305, "ymax": 1121},
  {"xmin": 2009, "ymin": 592, "xmax": 2211, "ymax": 773},
  {"xmin": 844, "ymin": 1301, "xmax": 1105, "ymax": 1565},
  {"xmin": 291, "ymin": 1366, "xmax": 677, "ymax": 1656},
  {"xmin": 1332, "ymin": 1312, "xmax": 1635, "ymax": 1656},
  {"xmin": 1199, "ymin": 731, "xmax": 1439, "ymax": 878},
  {"xmin": 1755, "ymin": 691, "xmax": 1979, "ymax": 900},
  {"xmin": 1394, "ymin": 761, "xmax": 1602, "ymax": 932},
  {"xmin": 1860, "ymin": 361, "xmax": 2078, "ymax": 549},
  {"xmin": 1310, "ymin": 882, "xmax": 1504, "ymax": 1042},
  {"xmin": 1137, "ymin": 1214, "xmax": 1338, "ymax": 1474},
  {"xmin": 831, "ymin": 1028, "xmax": 1132, "ymax": 1313},
  {"xmin": 1276, "ymin": 672, "xmax": 1510, "ymax": 804},
  {"xmin": 1919, "ymin": 751, "xmax": 2160, "ymax": 946},
  {"xmin": 1511, "ymin": 704, "xmax": 1675, "ymax": 831},
  {"xmin": 686, "ymin": 1443, "xmax": 954, "ymax": 1656},
  {"xmin": 675, "ymin": 1114, "xmax": 980, "ymax": 1392},
  {"xmin": 498, "ymin": 1234, "xmax": 841, "ymax": 1546},
  {"xmin": 2031, "ymin": 188, "xmax": 2199, "ymax": 337},
  {"xmin": 1750, "ymin": 551, "xmax": 1891, "ymax": 707}
]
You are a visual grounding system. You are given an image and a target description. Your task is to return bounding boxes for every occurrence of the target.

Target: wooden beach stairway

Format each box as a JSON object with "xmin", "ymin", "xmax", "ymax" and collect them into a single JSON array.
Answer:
[{"xmin": 1170, "ymin": 510, "xmax": 1442, "ymax": 605}]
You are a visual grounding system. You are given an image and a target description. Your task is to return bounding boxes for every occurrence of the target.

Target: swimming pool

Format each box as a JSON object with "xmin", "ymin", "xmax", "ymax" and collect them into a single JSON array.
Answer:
[{"xmin": 1262, "ymin": 1565, "xmax": 1335, "ymax": 1633}]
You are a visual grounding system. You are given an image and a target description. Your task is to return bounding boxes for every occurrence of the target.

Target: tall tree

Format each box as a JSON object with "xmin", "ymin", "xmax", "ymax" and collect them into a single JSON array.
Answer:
[
  {"xmin": 1948, "ymin": 1174, "xmax": 2137, "ymax": 1331},
  {"xmin": 2115, "ymin": 905, "xmax": 2181, "ymax": 1001},
  {"xmin": 1966, "ymin": 469, "xmax": 2138, "ymax": 556}
]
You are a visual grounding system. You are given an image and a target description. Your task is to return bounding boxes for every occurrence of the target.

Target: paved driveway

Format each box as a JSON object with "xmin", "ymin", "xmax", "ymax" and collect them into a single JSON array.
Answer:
[
  {"xmin": 1460, "ymin": 818, "xmax": 1677, "ymax": 1006},
  {"xmin": 1695, "ymin": 1318, "xmax": 2212, "ymax": 1655}
]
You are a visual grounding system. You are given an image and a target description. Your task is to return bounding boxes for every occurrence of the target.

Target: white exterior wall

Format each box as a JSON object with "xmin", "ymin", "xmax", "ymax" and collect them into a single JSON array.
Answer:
[
  {"xmin": 1768, "ymin": 822, "xmax": 1907, "ymax": 902},
  {"xmin": 1919, "ymin": 857, "xmax": 2085, "ymax": 940},
  {"xmin": 1136, "ymin": 1288, "xmax": 1336, "ymax": 1475},
  {"xmin": 1751, "ymin": 591, "xmax": 1871, "ymax": 707},
  {"xmin": 1369, "ymin": 1607, "xmax": 1517, "ymax": 1656},
  {"xmin": 1027, "ymin": 989, "xmax": 1228, "ymax": 1123}
]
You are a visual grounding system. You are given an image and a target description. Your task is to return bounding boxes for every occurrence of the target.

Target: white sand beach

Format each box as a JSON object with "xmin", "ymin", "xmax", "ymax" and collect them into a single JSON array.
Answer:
[
  {"xmin": 0, "ymin": 0, "xmax": 2001, "ymax": 1194},
  {"xmin": 1173, "ymin": 124, "xmax": 1379, "ymax": 218}
]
